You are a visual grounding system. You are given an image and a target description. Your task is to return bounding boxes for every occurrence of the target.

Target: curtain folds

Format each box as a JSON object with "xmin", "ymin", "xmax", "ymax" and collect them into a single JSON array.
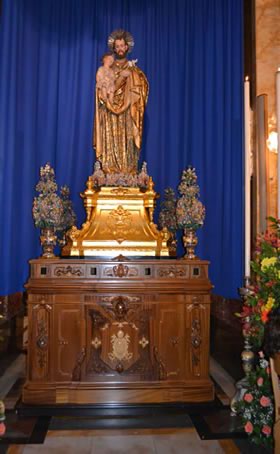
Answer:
[{"xmin": 0, "ymin": 0, "xmax": 243, "ymax": 297}]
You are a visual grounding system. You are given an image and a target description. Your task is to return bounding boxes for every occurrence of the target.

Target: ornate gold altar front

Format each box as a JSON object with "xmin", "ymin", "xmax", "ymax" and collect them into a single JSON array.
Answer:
[
  {"xmin": 62, "ymin": 177, "xmax": 169, "ymax": 257},
  {"xmin": 23, "ymin": 258, "xmax": 214, "ymax": 405}
]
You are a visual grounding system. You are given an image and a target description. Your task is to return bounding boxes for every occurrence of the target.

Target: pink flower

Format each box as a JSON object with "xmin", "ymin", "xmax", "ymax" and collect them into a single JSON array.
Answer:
[
  {"xmin": 267, "ymin": 280, "xmax": 275, "ymax": 288},
  {"xmin": 260, "ymin": 396, "xmax": 271, "ymax": 407},
  {"xmin": 257, "ymin": 377, "xmax": 264, "ymax": 386},
  {"xmin": 244, "ymin": 393, "xmax": 253, "ymax": 403},
  {"xmin": 262, "ymin": 425, "xmax": 272, "ymax": 436},
  {"xmin": 0, "ymin": 422, "xmax": 6, "ymax": 436},
  {"xmin": 244, "ymin": 421, "xmax": 254, "ymax": 434}
]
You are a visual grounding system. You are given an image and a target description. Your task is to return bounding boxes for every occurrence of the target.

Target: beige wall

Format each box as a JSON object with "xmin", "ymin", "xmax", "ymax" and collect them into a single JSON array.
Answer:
[{"xmin": 256, "ymin": 0, "xmax": 280, "ymax": 219}]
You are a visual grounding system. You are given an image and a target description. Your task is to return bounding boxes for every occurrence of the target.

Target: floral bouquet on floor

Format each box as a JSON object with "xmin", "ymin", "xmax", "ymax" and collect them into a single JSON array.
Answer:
[
  {"xmin": 235, "ymin": 351, "xmax": 274, "ymax": 449},
  {"xmin": 238, "ymin": 217, "xmax": 280, "ymax": 348},
  {"xmin": 236, "ymin": 217, "xmax": 280, "ymax": 447}
]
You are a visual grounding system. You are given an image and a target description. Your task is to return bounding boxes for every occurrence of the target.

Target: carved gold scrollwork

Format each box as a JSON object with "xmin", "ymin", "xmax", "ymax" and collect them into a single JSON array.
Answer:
[
  {"xmin": 191, "ymin": 319, "xmax": 202, "ymax": 373},
  {"xmin": 58, "ymin": 340, "xmax": 69, "ymax": 346},
  {"xmin": 112, "ymin": 254, "xmax": 130, "ymax": 261},
  {"xmin": 139, "ymin": 336, "xmax": 149, "ymax": 348},
  {"xmin": 108, "ymin": 329, "xmax": 133, "ymax": 362},
  {"xmin": 101, "ymin": 295, "xmax": 140, "ymax": 304},
  {"xmin": 91, "ymin": 337, "xmax": 102, "ymax": 349},
  {"xmin": 54, "ymin": 266, "xmax": 84, "ymax": 277},
  {"xmin": 68, "ymin": 225, "xmax": 80, "ymax": 241},
  {"xmin": 33, "ymin": 300, "xmax": 52, "ymax": 312},
  {"xmin": 36, "ymin": 321, "xmax": 48, "ymax": 349},
  {"xmin": 106, "ymin": 205, "xmax": 134, "ymax": 243},
  {"xmin": 158, "ymin": 266, "xmax": 186, "ymax": 278},
  {"xmin": 33, "ymin": 301, "xmax": 51, "ymax": 374},
  {"xmin": 113, "ymin": 264, "xmax": 129, "ymax": 277},
  {"xmin": 191, "ymin": 319, "xmax": 202, "ymax": 348},
  {"xmin": 114, "ymin": 298, "xmax": 127, "ymax": 319},
  {"xmin": 36, "ymin": 319, "xmax": 48, "ymax": 368},
  {"xmin": 104, "ymin": 265, "xmax": 138, "ymax": 278},
  {"xmin": 110, "ymin": 188, "xmax": 129, "ymax": 196}
]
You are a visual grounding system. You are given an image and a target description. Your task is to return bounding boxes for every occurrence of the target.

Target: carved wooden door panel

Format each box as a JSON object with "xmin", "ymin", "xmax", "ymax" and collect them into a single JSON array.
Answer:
[
  {"xmin": 28, "ymin": 300, "xmax": 53, "ymax": 382},
  {"xmin": 85, "ymin": 295, "xmax": 156, "ymax": 381},
  {"xmin": 185, "ymin": 295, "xmax": 211, "ymax": 379},
  {"xmin": 157, "ymin": 301, "xmax": 185, "ymax": 381},
  {"xmin": 53, "ymin": 304, "xmax": 85, "ymax": 381}
]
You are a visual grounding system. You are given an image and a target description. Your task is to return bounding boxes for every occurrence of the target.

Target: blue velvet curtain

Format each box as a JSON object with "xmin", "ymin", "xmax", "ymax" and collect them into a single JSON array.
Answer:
[{"xmin": 0, "ymin": 0, "xmax": 243, "ymax": 297}]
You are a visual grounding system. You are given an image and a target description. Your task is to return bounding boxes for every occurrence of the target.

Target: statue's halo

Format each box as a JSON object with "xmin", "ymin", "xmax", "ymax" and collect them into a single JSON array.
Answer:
[{"xmin": 108, "ymin": 29, "xmax": 134, "ymax": 53}]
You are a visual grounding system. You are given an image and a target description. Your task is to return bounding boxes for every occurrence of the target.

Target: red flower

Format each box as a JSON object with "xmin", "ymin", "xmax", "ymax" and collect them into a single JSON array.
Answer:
[
  {"xmin": 244, "ymin": 393, "xmax": 253, "ymax": 403},
  {"xmin": 261, "ymin": 311, "xmax": 269, "ymax": 323},
  {"xmin": 242, "ymin": 306, "xmax": 252, "ymax": 315},
  {"xmin": 260, "ymin": 396, "xmax": 271, "ymax": 407},
  {"xmin": 244, "ymin": 421, "xmax": 254, "ymax": 434},
  {"xmin": 257, "ymin": 377, "xmax": 264, "ymax": 386},
  {"xmin": 262, "ymin": 425, "xmax": 272, "ymax": 436},
  {"xmin": 243, "ymin": 322, "xmax": 250, "ymax": 331},
  {"xmin": 267, "ymin": 280, "xmax": 275, "ymax": 288},
  {"xmin": 0, "ymin": 422, "xmax": 6, "ymax": 436}
]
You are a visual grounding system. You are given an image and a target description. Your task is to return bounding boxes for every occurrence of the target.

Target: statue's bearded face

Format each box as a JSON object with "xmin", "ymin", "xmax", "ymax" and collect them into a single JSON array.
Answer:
[{"xmin": 114, "ymin": 39, "xmax": 128, "ymax": 59}]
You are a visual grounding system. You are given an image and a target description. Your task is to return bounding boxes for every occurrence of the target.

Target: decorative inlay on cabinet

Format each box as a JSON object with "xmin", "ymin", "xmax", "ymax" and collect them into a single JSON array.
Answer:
[{"xmin": 24, "ymin": 258, "xmax": 213, "ymax": 405}]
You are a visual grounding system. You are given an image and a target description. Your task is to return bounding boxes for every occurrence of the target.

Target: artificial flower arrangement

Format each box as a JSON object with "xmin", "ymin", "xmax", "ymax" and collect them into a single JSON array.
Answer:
[
  {"xmin": 236, "ymin": 217, "xmax": 280, "ymax": 448},
  {"xmin": 33, "ymin": 163, "xmax": 76, "ymax": 237},
  {"xmin": 158, "ymin": 167, "xmax": 205, "ymax": 258},
  {"xmin": 235, "ymin": 351, "xmax": 274, "ymax": 449},
  {"xmin": 176, "ymin": 167, "xmax": 205, "ymax": 230},
  {"xmin": 238, "ymin": 217, "xmax": 280, "ymax": 349},
  {"xmin": 158, "ymin": 187, "xmax": 178, "ymax": 234}
]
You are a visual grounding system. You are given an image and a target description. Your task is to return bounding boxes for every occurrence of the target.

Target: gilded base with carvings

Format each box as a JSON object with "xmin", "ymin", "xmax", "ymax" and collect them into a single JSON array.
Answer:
[{"xmin": 62, "ymin": 177, "xmax": 170, "ymax": 257}]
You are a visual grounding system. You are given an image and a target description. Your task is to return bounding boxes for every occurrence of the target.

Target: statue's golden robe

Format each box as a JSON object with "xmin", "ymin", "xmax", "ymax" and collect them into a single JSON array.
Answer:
[{"xmin": 94, "ymin": 61, "xmax": 149, "ymax": 174}]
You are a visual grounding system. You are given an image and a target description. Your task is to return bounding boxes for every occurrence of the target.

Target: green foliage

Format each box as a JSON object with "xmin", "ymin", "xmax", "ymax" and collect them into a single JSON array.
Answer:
[
  {"xmin": 235, "ymin": 353, "xmax": 274, "ymax": 449},
  {"xmin": 176, "ymin": 167, "xmax": 205, "ymax": 230},
  {"xmin": 238, "ymin": 218, "xmax": 280, "ymax": 348},
  {"xmin": 158, "ymin": 187, "xmax": 177, "ymax": 233},
  {"xmin": 236, "ymin": 217, "xmax": 280, "ymax": 448},
  {"xmin": 32, "ymin": 163, "xmax": 76, "ymax": 232}
]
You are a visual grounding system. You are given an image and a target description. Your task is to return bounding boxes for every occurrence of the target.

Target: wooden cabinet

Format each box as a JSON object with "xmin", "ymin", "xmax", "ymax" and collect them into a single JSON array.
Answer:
[{"xmin": 23, "ymin": 258, "xmax": 214, "ymax": 404}]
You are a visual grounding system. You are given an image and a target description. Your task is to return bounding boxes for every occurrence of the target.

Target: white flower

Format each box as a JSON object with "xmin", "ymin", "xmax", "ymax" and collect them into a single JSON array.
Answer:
[
  {"xmin": 128, "ymin": 59, "xmax": 138, "ymax": 67},
  {"xmin": 259, "ymin": 358, "xmax": 269, "ymax": 368}
]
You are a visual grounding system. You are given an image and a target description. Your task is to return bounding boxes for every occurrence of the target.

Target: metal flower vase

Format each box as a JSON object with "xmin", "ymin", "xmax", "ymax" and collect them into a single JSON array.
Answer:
[
  {"xmin": 40, "ymin": 228, "xmax": 57, "ymax": 258},
  {"xmin": 183, "ymin": 228, "xmax": 198, "ymax": 259},
  {"xmin": 230, "ymin": 281, "xmax": 255, "ymax": 413}
]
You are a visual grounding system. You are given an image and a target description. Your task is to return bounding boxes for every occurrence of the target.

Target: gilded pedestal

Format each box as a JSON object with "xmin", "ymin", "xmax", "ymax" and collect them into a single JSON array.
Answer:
[{"xmin": 62, "ymin": 179, "xmax": 169, "ymax": 257}]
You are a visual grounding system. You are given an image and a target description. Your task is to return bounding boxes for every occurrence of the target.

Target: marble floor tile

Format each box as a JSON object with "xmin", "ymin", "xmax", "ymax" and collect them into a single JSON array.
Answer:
[
  {"xmin": 153, "ymin": 429, "xmax": 225, "ymax": 454},
  {"xmin": 21, "ymin": 435, "xmax": 93, "ymax": 454},
  {"xmin": 91, "ymin": 434, "xmax": 156, "ymax": 454},
  {"xmin": 210, "ymin": 357, "xmax": 236, "ymax": 399}
]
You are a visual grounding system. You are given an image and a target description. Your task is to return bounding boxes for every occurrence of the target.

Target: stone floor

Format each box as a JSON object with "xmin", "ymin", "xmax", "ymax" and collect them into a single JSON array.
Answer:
[
  {"xmin": 0, "ymin": 352, "xmax": 271, "ymax": 454},
  {"xmin": 5, "ymin": 428, "xmax": 240, "ymax": 454},
  {"xmin": 0, "ymin": 309, "xmax": 272, "ymax": 454}
]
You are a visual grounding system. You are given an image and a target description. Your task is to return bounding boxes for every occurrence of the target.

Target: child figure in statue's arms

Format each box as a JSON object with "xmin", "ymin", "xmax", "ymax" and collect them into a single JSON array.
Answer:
[{"xmin": 96, "ymin": 53, "xmax": 130, "ymax": 104}]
